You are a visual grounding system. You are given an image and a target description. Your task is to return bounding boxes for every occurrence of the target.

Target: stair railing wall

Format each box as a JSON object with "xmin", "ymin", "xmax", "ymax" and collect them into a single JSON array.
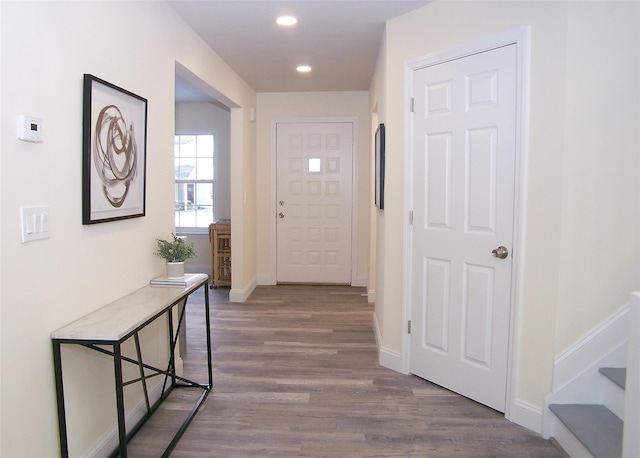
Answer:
[
  {"xmin": 623, "ymin": 292, "xmax": 640, "ymax": 457},
  {"xmin": 542, "ymin": 304, "xmax": 629, "ymax": 439}
]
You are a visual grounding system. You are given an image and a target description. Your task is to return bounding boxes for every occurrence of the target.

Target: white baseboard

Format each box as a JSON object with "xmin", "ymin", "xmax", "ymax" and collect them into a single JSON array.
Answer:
[
  {"xmin": 229, "ymin": 275, "xmax": 257, "ymax": 303},
  {"xmin": 373, "ymin": 311, "xmax": 405, "ymax": 373},
  {"xmin": 508, "ymin": 400, "xmax": 543, "ymax": 434},
  {"xmin": 379, "ymin": 346, "xmax": 404, "ymax": 373}
]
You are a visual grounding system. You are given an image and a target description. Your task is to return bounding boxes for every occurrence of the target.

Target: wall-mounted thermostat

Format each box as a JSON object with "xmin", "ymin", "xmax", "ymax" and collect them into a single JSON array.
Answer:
[{"xmin": 17, "ymin": 115, "xmax": 43, "ymax": 143}]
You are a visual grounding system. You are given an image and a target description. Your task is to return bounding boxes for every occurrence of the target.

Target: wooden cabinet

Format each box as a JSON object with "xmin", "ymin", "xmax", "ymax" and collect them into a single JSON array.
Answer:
[{"xmin": 209, "ymin": 222, "xmax": 231, "ymax": 288}]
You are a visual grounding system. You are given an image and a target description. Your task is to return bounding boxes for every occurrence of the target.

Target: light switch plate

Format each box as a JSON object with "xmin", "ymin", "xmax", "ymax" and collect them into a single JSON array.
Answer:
[{"xmin": 20, "ymin": 206, "xmax": 50, "ymax": 243}]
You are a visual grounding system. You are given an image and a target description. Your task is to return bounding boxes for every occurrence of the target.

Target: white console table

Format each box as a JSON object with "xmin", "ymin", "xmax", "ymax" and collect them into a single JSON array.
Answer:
[{"xmin": 51, "ymin": 273, "xmax": 212, "ymax": 458}]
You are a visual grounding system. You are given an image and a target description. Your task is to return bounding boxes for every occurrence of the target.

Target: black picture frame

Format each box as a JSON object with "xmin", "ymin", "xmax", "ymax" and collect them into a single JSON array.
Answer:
[
  {"xmin": 375, "ymin": 123, "xmax": 385, "ymax": 209},
  {"xmin": 82, "ymin": 74, "xmax": 147, "ymax": 224}
]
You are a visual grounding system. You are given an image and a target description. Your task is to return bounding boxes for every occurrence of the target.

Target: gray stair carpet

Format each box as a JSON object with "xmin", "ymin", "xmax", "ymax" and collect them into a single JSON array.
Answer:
[
  {"xmin": 599, "ymin": 367, "xmax": 627, "ymax": 390},
  {"xmin": 549, "ymin": 404, "xmax": 622, "ymax": 458}
]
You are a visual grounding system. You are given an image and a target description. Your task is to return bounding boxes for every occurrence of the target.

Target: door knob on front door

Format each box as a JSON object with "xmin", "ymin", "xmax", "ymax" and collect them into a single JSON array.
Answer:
[
  {"xmin": 492, "ymin": 246, "xmax": 509, "ymax": 259},
  {"xmin": 278, "ymin": 212, "xmax": 285, "ymax": 219}
]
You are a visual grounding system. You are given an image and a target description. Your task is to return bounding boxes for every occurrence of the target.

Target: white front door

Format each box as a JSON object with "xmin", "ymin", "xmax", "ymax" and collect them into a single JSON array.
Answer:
[
  {"xmin": 409, "ymin": 44, "xmax": 517, "ymax": 412},
  {"xmin": 276, "ymin": 122, "xmax": 353, "ymax": 284}
]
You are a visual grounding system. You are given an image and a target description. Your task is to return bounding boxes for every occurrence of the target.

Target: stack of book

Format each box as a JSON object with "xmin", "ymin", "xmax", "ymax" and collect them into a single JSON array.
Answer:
[{"xmin": 150, "ymin": 273, "xmax": 202, "ymax": 287}]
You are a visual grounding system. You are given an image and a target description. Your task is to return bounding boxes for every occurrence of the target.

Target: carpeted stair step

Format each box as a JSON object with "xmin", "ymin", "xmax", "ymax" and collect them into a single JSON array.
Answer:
[
  {"xmin": 549, "ymin": 404, "xmax": 622, "ymax": 458},
  {"xmin": 599, "ymin": 367, "xmax": 627, "ymax": 390}
]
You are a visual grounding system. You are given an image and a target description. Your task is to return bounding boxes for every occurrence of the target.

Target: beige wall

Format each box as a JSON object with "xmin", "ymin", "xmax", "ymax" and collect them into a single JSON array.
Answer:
[
  {"xmin": 555, "ymin": 1, "xmax": 640, "ymax": 350},
  {"xmin": 255, "ymin": 92, "xmax": 371, "ymax": 286},
  {"xmin": 0, "ymin": 1, "xmax": 256, "ymax": 455},
  {"xmin": 369, "ymin": 31, "xmax": 387, "ymax": 340},
  {"xmin": 373, "ymin": 0, "xmax": 640, "ymax": 418}
]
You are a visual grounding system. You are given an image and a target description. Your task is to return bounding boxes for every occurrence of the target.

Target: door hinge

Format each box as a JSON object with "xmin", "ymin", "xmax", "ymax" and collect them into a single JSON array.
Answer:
[
  {"xmin": 409, "ymin": 210, "xmax": 414, "ymax": 226},
  {"xmin": 410, "ymin": 97, "xmax": 415, "ymax": 113},
  {"xmin": 408, "ymin": 320, "xmax": 412, "ymax": 334}
]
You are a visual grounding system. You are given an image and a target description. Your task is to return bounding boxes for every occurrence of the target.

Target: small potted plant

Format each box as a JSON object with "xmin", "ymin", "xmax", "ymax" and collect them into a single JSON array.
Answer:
[{"xmin": 155, "ymin": 233, "xmax": 196, "ymax": 279}]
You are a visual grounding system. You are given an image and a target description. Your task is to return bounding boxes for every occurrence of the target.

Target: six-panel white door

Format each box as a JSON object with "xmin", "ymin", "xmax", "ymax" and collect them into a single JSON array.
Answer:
[
  {"xmin": 409, "ymin": 44, "xmax": 517, "ymax": 412},
  {"xmin": 276, "ymin": 122, "xmax": 353, "ymax": 284}
]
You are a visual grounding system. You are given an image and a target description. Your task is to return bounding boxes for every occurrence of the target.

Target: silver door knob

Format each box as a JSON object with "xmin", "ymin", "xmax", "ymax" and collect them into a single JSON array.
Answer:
[
  {"xmin": 492, "ymin": 246, "xmax": 509, "ymax": 259},
  {"xmin": 279, "ymin": 200, "xmax": 284, "ymax": 206},
  {"xmin": 278, "ymin": 212, "xmax": 285, "ymax": 219}
]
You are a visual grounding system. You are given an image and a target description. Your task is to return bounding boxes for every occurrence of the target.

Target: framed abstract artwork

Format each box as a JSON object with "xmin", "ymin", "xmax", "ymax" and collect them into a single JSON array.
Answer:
[
  {"xmin": 82, "ymin": 74, "xmax": 147, "ymax": 224},
  {"xmin": 375, "ymin": 123, "xmax": 385, "ymax": 210}
]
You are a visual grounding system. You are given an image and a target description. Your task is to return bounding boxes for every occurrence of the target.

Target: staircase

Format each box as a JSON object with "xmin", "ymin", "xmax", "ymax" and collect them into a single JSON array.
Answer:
[
  {"xmin": 549, "ymin": 367, "xmax": 626, "ymax": 457},
  {"xmin": 544, "ymin": 292, "xmax": 639, "ymax": 458}
]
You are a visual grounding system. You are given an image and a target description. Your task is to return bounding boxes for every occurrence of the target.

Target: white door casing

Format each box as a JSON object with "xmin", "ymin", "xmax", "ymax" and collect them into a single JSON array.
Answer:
[
  {"xmin": 276, "ymin": 122, "xmax": 354, "ymax": 284},
  {"xmin": 409, "ymin": 44, "xmax": 518, "ymax": 412}
]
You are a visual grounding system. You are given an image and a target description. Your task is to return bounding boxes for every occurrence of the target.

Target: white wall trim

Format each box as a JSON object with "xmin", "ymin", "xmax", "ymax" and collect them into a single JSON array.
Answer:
[
  {"xmin": 379, "ymin": 346, "xmax": 404, "ymax": 373},
  {"xmin": 508, "ymin": 400, "xmax": 544, "ymax": 434},
  {"xmin": 373, "ymin": 312, "xmax": 406, "ymax": 373},
  {"xmin": 623, "ymin": 292, "xmax": 640, "ymax": 457},
  {"xmin": 402, "ymin": 26, "xmax": 531, "ymax": 419},
  {"xmin": 269, "ymin": 117, "xmax": 360, "ymax": 286},
  {"xmin": 229, "ymin": 275, "xmax": 258, "ymax": 303},
  {"xmin": 552, "ymin": 304, "xmax": 629, "ymax": 391}
]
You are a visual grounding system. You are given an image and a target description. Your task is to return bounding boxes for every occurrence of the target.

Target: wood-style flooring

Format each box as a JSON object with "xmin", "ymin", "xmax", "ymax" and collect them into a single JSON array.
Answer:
[{"xmin": 127, "ymin": 285, "xmax": 562, "ymax": 457}]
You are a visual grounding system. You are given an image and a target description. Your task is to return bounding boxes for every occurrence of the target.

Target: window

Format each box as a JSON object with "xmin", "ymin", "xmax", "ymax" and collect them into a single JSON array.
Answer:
[
  {"xmin": 308, "ymin": 158, "xmax": 321, "ymax": 173},
  {"xmin": 174, "ymin": 135, "xmax": 214, "ymax": 232}
]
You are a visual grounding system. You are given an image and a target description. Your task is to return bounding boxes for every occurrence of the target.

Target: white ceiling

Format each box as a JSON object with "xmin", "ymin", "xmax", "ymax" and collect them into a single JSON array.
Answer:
[{"xmin": 170, "ymin": 0, "xmax": 431, "ymax": 101}]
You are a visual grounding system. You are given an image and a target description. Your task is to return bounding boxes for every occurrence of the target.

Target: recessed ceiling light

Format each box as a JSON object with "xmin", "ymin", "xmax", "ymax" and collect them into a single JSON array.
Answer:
[
  {"xmin": 276, "ymin": 15, "xmax": 297, "ymax": 26},
  {"xmin": 296, "ymin": 65, "xmax": 312, "ymax": 73}
]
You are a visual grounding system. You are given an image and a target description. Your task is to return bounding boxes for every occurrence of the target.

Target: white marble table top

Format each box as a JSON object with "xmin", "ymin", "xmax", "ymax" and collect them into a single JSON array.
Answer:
[{"xmin": 51, "ymin": 273, "xmax": 208, "ymax": 342}]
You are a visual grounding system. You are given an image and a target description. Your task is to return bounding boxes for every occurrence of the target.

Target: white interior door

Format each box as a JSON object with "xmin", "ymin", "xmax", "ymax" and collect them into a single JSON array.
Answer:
[
  {"xmin": 409, "ymin": 44, "xmax": 517, "ymax": 412},
  {"xmin": 276, "ymin": 122, "xmax": 353, "ymax": 284}
]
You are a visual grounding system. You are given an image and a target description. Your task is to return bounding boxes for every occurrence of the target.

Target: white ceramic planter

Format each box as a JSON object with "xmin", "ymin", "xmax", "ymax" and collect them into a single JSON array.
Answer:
[{"xmin": 166, "ymin": 261, "xmax": 185, "ymax": 279}]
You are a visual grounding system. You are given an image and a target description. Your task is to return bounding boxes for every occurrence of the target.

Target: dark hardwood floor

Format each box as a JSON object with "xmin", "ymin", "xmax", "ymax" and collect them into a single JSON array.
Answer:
[{"xmin": 127, "ymin": 285, "xmax": 562, "ymax": 457}]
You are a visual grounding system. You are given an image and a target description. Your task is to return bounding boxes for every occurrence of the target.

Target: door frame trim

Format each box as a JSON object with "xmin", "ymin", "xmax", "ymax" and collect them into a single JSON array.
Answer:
[
  {"xmin": 402, "ymin": 27, "xmax": 531, "ymax": 426},
  {"xmin": 269, "ymin": 117, "xmax": 359, "ymax": 285}
]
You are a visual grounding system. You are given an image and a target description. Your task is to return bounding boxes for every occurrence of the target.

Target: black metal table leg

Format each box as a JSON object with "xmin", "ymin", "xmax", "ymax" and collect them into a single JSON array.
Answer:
[
  {"xmin": 204, "ymin": 285, "xmax": 213, "ymax": 388},
  {"xmin": 113, "ymin": 343, "xmax": 127, "ymax": 458},
  {"xmin": 134, "ymin": 332, "xmax": 151, "ymax": 414},
  {"xmin": 52, "ymin": 340, "xmax": 69, "ymax": 458}
]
